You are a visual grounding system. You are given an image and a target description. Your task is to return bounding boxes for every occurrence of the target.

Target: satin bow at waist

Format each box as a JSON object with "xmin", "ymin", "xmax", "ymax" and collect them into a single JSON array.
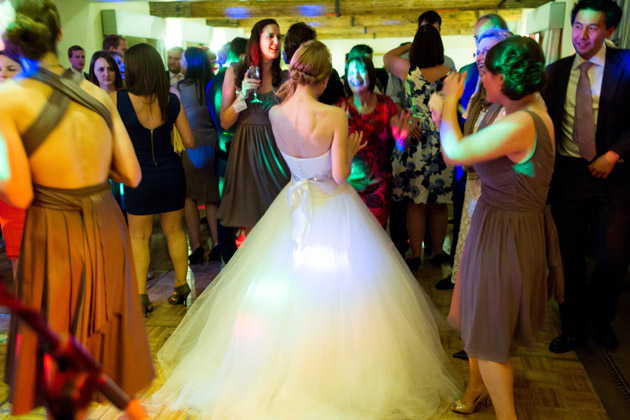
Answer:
[
  {"xmin": 32, "ymin": 182, "xmax": 111, "ymax": 210},
  {"xmin": 287, "ymin": 173, "xmax": 334, "ymax": 249},
  {"xmin": 32, "ymin": 181, "xmax": 114, "ymax": 336}
]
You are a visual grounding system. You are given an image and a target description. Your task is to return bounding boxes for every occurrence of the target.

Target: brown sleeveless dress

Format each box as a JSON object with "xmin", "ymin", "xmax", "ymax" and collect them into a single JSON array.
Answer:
[
  {"xmin": 4, "ymin": 69, "xmax": 154, "ymax": 414},
  {"xmin": 448, "ymin": 110, "xmax": 564, "ymax": 363}
]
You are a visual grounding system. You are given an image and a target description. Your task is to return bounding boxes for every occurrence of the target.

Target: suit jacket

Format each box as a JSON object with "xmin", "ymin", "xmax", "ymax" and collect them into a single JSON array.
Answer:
[{"xmin": 543, "ymin": 48, "xmax": 630, "ymax": 200}]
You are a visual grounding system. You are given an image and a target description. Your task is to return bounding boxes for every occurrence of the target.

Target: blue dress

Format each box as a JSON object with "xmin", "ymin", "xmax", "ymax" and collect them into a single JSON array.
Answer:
[{"xmin": 118, "ymin": 90, "xmax": 186, "ymax": 215}]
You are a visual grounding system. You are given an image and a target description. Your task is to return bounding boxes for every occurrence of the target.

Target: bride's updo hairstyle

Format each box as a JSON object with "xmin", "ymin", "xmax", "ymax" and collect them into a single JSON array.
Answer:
[
  {"xmin": 2, "ymin": 0, "xmax": 61, "ymax": 62},
  {"xmin": 276, "ymin": 40, "xmax": 332, "ymax": 100},
  {"xmin": 484, "ymin": 35, "xmax": 546, "ymax": 100}
]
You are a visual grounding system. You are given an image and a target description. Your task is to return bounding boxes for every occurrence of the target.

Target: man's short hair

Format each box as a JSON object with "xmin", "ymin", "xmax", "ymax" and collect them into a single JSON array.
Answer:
[
  {"xmin": 477, "ymin": 13, "xmax": 508, "ymax": 29},
  {"xmin": 102, "ymin": 34, "xmax": 124, "ymax": 51},
  {"xmin": 67, "ymin": 45, "xmax": 84, "ymax": 58},
  {"xmin": 418, "ymin": 10, "xmax": 442, "ymax": 30},
  {"xmin": 284, "ymin": 22, "xmax": 317, "ymax": 63},
  {"xmin": 167, "ymin": 46, "xmax": 184, "ymax": 55},
  {"xmin": 570, "ymin": 0, "xmax": 622, "ymax": 28}
]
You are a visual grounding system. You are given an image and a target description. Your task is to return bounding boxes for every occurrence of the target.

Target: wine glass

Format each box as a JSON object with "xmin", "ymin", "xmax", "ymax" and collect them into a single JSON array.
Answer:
[{"xmin": 249, "ymin": 65, "xmax": 262, "ymax": 104}]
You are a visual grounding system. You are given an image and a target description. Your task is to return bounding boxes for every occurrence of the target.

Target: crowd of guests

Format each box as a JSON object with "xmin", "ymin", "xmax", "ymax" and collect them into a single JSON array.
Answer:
[{"xmin": 0, "ymin": 0, "xmax": 629, "ymax": 419}]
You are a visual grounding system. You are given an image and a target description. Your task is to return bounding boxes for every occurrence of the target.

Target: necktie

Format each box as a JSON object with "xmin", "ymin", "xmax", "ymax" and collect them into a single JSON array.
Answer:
[{"xmin": 573, "ymin": 61, "xmax": 597, "ymax": 161}]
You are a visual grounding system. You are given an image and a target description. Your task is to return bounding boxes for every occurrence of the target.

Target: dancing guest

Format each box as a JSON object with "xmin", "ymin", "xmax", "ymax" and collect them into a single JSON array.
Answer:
[
  {"xmin": 384, "ymin": 24, "xmax": 453, "ymax": 270},
  {"xmin": 439, "ymin": 36, "xmax": 563, "ymax": 419},
  {"xmin": 217, "ymin": 19, "xmax": 290, "ymax": 236},
  {"xmin": 0, "ymin": 50, "xmax": 23, "ymax": 281},
  {"xmin": 153, "ymin": 39, "xmax": 461, "ymax": 419},
  {"xmin": 338, "ymin": 54, "xmax": 400, "ymax": 227},
  {"xmin": 115, "ymin": 43, "xmax": 194, "ymax": 314},
  {"xmin": 174, "ymin": 47, "xmax": 220, "ymax": 263},
  {"xmin": 0, "ymin": 0, "xmax": 153, "ymax": 415},
  {"xmin": 88, "ymin": 50, "xmax": 122, "ymax": 94},
  {"xmin": 447, "ymin": 27, "xmax": 512, "ymax": 291}
]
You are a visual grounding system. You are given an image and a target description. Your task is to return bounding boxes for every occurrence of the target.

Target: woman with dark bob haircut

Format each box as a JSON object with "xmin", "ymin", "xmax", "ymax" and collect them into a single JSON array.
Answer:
[
  {"xmin": 88, "ymin": 50, "xmax": 123, "ymax": 93},
  {"xmin": 439, "ymin": 36, "xmax": 562, "ymax": 419},
  {"xmin": 114, "ymin": 43, "xmax": 195, "ymax": 315},
  {"xmin": 384, "ymin": 23, "xmax": 454, "ymax": 271},
  {"xmin": 0, "ymin": 0, "xmax": 153, "ymax": 415},
  {"xmin": 218, "ymin": 18, "xmax": 290, "ymax": 238}
]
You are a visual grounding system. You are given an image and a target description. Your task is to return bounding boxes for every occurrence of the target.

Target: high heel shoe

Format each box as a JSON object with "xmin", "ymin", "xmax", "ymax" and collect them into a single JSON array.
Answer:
[
  {"xmin": 406, "ymin": 257, "xmax": 422, "ymax": 272},
  {"xmin": 451, "ymin": 389, "xmax": 490, "ymax": 414},
  {"xmin": 168, "ymin": 283, "xmax": 191, "ymax": 306},
  {"xmin": 189, "ymin": 246, "xmax": 205, "ymax": 265},
  {"xmin": 139, "ymin": 294, "xmax": 154, "ymax": 318}
]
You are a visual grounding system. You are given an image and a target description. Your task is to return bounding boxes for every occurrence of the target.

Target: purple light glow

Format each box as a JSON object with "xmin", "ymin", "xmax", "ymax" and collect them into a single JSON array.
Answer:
[{"xmin": 298, "ymin": 5, "xmax": 324, "ymax": 17}]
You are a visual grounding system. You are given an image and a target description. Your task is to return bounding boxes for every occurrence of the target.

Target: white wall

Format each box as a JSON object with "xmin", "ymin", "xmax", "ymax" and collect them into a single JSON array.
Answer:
[
  {"xmin": 317, "ymin": 34, "xmax": 477, "ymax": 74},
  {"xmin": 54, "ymin": 0, "xmax": 150, "ymax": 69}
]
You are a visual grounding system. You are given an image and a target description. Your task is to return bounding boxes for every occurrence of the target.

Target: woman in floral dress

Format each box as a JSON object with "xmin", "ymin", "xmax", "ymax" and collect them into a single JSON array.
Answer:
[{"xmin": 384, "ymin": 24, "xmax": 453, "ymax": 270}]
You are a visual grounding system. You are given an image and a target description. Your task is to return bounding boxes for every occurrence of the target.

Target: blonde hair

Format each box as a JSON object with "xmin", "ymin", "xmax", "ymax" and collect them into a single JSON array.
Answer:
[{"xmin": 276, "ymin": 40, "xmax": 332, "ymax": 100}]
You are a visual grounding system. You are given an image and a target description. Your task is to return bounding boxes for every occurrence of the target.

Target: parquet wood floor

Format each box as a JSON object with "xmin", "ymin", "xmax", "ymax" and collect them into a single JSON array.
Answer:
[{"xmin": 0, "ymin": 225, "xmax": 610, "ymax": 419}]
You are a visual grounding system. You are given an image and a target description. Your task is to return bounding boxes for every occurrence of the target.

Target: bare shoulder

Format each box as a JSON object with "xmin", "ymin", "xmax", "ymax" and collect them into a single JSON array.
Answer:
[
  {"xmin": 79, "ymin": 80, "xmax": 113, "ymax": 105},
  {"xmin": 318, "ymin": 102, "xmax": 346, "ymax": 122}
]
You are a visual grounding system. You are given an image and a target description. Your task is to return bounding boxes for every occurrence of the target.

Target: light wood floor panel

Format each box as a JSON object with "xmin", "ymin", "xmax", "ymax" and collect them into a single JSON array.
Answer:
[{"xmin": 0, "ymin": 248, "xmax": 610, "ymax": 419}]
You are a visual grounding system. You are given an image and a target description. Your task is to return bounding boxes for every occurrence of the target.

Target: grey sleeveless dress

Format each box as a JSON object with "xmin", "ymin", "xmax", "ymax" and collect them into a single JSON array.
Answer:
[
  {"xmin": 217, "ymin": 90, "xmax": 290, "ymax": 227},
  {"xmin": 448, "ymin": 110, "xmax": 564, "ymax": 363},
  {"xmin": 177, "ymin": 81, "xmax": 220, "ymax": 203}
]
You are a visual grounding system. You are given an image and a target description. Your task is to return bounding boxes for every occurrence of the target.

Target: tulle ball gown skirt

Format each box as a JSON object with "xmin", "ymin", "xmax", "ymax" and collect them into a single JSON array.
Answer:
[{"xmin": 153, "ymin": 178, "xmax": 462, "ymax": 419}]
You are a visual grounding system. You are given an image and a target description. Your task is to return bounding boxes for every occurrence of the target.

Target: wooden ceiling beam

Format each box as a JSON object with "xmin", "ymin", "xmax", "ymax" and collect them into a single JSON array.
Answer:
[{"xmin": 150, "ymin": 1, "xmax": 545, "ymax": 19}]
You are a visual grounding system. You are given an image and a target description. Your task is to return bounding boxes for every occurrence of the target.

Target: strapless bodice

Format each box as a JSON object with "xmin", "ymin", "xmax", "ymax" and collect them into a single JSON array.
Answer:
[{"xmin": 280, "ymin": 150, "xmax": 333, "ymax": 182}]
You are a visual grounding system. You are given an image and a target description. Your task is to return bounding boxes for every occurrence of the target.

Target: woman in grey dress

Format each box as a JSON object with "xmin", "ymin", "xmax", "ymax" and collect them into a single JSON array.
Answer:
[
  {"xmin": 218, "ymin": 19, "xmax": 290, "ymax": 236},
  {"xmin": 439, "ymin": 36, "xmax": 563, "ymax": 419},
  {"xmin": 175, "ymin": 47, "xmax": 220, "ymax": 263}
]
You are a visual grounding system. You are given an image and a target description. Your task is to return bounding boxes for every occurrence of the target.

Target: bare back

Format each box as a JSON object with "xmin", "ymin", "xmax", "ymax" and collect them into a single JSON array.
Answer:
[
  {"xmin": 269, "ymin": 93, "xmax": 345, "ymax": 159},
  {"xmin": 0, "ymin": 72, "xmax": 137, "ymax": 190}
]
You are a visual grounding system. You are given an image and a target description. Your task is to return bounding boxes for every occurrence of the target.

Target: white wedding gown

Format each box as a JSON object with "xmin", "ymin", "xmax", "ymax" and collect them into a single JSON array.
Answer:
[{"xmin": 153, "ymin": 149, "xmax": 462, "ymax": 419}]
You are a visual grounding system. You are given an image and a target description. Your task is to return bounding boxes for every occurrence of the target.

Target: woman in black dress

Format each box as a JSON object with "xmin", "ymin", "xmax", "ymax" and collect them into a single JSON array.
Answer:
[{"xmin": 115, "ymin": 43, "xmax": 194, "ymax": 314}]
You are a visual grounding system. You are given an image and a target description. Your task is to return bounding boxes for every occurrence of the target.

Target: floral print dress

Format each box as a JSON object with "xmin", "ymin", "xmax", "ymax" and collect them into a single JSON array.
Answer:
[
  {"xmin": 338, "ymin": 94, "xmax": 398, "ymax": 227},
  {"xmin": 392, "ymin": 67, "xmax": 454, "ymax": 204}
]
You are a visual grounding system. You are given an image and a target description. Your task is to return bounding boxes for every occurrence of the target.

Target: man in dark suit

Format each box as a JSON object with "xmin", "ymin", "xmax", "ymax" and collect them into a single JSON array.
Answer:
[{"xmin": 543, "ymin": 0, "xmax": 630, "ymax": 352}]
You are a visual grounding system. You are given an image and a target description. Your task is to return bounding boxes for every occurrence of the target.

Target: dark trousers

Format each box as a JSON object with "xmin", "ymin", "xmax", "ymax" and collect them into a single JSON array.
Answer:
[
  {"xmin": 390, "ymin": 198, "xmax": 409, "ymax": 257},
  {"xmin": 551, "ymin": 156, "xmax": 630, "ymax": 336}
]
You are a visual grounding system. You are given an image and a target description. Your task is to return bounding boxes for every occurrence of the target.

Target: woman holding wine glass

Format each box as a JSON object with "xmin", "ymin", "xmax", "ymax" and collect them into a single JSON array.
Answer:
[{"xmin": 218, "ymin": 18, "xmax": 290, "ymax": 238}]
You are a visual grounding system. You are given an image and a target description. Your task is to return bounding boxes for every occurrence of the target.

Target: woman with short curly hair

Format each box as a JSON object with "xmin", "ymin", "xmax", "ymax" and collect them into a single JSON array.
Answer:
[{"xmin": 439, "ymin": 35, "xmax": 562, "ymax": 419}]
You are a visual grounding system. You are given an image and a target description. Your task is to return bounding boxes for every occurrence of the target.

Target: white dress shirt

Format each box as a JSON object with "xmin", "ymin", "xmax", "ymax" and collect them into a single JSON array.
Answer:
[
  {"xmin": 169, "ymin": 70, "xmax": 184, "ymax": 86},
  {"xmin": 558, "ymin": 44, "xmax": 606, "ymax": 158}
]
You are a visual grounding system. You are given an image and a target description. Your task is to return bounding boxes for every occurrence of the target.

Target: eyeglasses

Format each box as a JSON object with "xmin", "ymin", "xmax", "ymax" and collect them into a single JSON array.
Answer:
[{"xmin": 473, "ymin": 48, "xmax": 492, "ymax": 58}]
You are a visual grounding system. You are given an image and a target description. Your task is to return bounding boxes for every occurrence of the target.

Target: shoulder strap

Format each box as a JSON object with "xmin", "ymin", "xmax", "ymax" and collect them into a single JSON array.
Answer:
[{"xmin": 22, "ymin": 68, "xmax": 113, "ymax": 156}]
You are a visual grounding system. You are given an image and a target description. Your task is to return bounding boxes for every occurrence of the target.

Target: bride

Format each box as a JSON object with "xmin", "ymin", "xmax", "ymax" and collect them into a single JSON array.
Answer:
[{"xmin": 153, "ymin": 40, "xmax": 461, "ymax": 419}]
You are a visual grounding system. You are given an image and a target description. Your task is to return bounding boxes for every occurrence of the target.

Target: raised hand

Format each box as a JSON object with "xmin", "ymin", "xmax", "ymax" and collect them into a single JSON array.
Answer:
[
  {"xmin": 442, "ymin": 71, "xmax": 467, "ymax": 102},
  {"xmin": 391, "ymin": 110, "xmax": 420, "ymax": 151},
  {"xmin": 347, "ymin": 131, "xmax": 366, "ymax": 160}
]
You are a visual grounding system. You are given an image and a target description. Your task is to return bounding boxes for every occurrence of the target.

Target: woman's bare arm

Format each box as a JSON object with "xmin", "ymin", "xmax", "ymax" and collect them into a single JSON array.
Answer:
[
  {"xmin": 108, "ymin": 91, "xmax": 142, "ymax": 187},
  {"xmin": 384, "ymin": 44, "xmax": 411, "ymax": 81},
  {"xmin": 0, "ymin": 110, "xmax": 33, "ymax": 208},
  {"xmin": 439, "ymin": 72, "xmax": 535, "ymax": 165},
  {"xmin": 175, "ymin": 99, "xmax": 195, "ymax": 148}
]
